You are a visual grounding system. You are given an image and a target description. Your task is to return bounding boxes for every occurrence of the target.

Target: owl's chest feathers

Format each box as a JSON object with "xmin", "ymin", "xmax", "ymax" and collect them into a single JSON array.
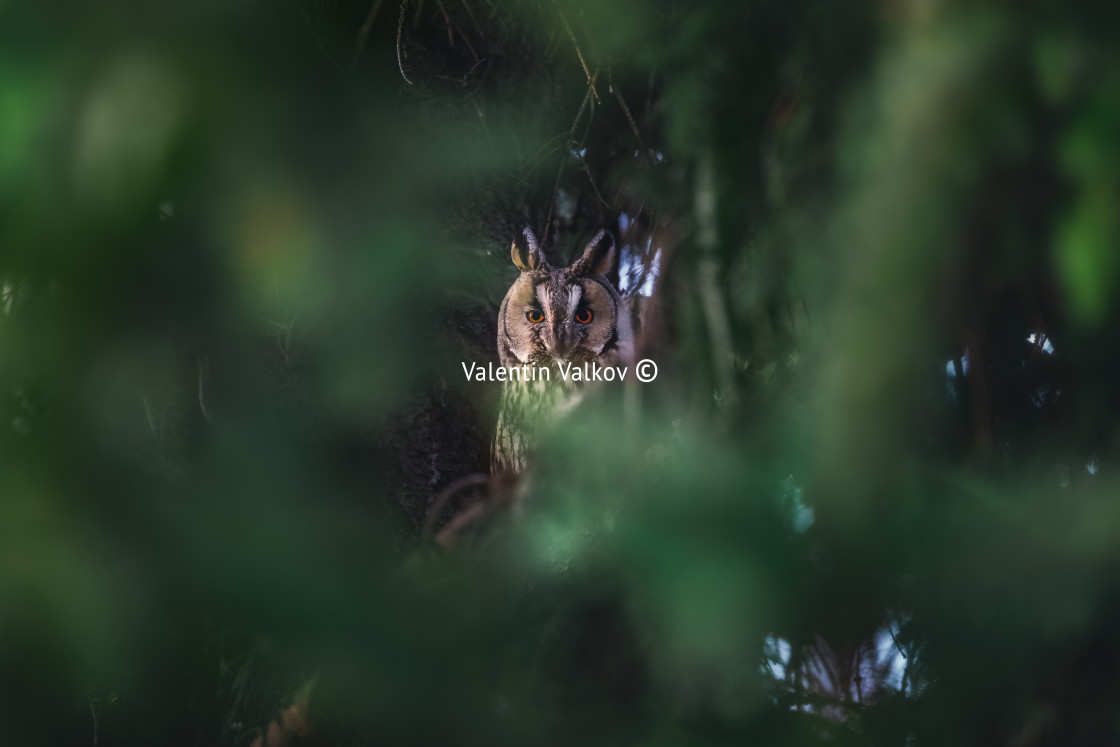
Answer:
[
  {"xmin": 490, "ymin": 374, "xmax": 585, "ymax": 474},
  {"xmin": 492, "ymin": 319, "xmax": 633, "ymax": 474}
]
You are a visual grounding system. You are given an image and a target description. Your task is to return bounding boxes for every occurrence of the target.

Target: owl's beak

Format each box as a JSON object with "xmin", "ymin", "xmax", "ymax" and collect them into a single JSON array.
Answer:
[{"xmin": 552, "ymin": 324, "xmax": 574, "ymax": 360}]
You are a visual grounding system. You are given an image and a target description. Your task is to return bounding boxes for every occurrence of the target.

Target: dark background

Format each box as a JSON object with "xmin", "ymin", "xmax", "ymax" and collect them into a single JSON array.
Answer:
[{"xmin": 2, "ymin": 0, "xmax": 1120, "ymax": 744}]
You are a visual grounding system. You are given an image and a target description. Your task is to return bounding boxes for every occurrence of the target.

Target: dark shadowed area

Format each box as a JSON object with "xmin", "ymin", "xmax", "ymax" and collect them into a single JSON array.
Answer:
[{"xmin": 3, "ymin": 0, "xmax": 1120, "ymax": 745}]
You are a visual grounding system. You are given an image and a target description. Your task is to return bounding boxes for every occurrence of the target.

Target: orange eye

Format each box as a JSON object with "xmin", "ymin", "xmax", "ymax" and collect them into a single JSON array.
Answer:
[
  {"xmin": 526, "ymin": 310, "xmax": 544, "ymax": 323},
  {"xmin": 575, "ymin": 309, "xmax": 593, "ymax": 324}
]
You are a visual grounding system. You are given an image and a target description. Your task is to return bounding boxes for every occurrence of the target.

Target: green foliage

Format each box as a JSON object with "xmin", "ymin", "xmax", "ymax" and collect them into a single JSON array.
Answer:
[{"xmin": 2, "ymin": 0, "xmax": 1119, "ymax": 745}]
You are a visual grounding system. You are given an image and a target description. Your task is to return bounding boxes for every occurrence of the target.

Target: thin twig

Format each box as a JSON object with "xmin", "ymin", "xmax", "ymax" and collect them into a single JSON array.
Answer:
[
  {"xmin": 543, "ymin": 159, "xmax": 565, "ymax": 249},
  {"xmin": 544, "ymin": 71, "xmax": 598, "ymax": 242},
  {"xmin": 423, "ymin": 474, "xmax": 490, "ymax": 538},
  {"xmin": 520, "ymin": 142, "xmax": 565, "ymax": 178},
  {"xmin": 459, "ymin": 0, "xmax": 486, "ymax": 39},
  {"xmin": 463, "ymin": 55, "xmax": 485, "ymax": 79},
  {"xmin": 574, "ymin": 88, "xmax": 597, "ymax": 150},
  {"xmin": 520, "ymin": 131, "xmax": 567, "ymax": 172},
  {"xmin": 577, "ymin": 152, "xmax": 610, "ymax": 208},
  {"xmin": 352, "ymin": 0, "xmax": 386, "ymax": 67},
  {"xmin": 436, "ymin": 501, "xmax": 487, "ymax": 547},
  {"xmin": 89, "ymin": 694, "xmax": 98, "ymax": 746},
  {"xmin": 434, "ymin": 55, "xmax": 487, "ymax": 87},
  {"xmin": 610, "ymin": 69, "xmax": 646, "ymax": 153},
  {"xmin": 434, "ymin": 0, "xmax": 455, "ymax": 46},
  {"xmin": 197, "ymin": 355, "xmax": 212, "ymax": 422},
  {"xmin": 397, "ymin": 0, "xmax": 414, "ymax": 85},
  {"xmin": 544, "ymin": 18, "xmax": 560, "ymax": 57},
  {"xmin": 297, "ymin": 0, "xmax": 346, "ymax": 70},
  {"xmin": 888, "ymin": 625, "xmax": 907, "ymax": 659},
  {"xmin": 456, "ymin": 21, "xmax": 481, "ymax": 62},
  {"xmin": 459, "ymin": 55, "xmax": 495, "ymax": 102},
  {"xmin": 142, "ymin": 395, "xmax": 157, "ymax": 443},
  {"xmin": 610, "ymin": 161, "xmax": 635, "ymax": 206},
  {"xmin": 558, "ymin": 11, "xmax": 599, "ymax": 103}
]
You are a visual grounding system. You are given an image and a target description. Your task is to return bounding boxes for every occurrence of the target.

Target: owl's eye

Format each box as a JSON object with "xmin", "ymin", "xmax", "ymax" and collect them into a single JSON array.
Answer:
[
  {"xmin": 575, "ymin": 309, "xmax": 594, "ymax": 324},
  {"xmin": 526, "ymin": 310, "xmax": 544, "ymax": 323}
]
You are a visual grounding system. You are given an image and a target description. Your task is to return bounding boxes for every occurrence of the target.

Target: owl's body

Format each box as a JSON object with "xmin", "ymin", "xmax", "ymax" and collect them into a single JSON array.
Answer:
[{"xmin": 491, "ymin": 228, "xmax": 632, "ymax": 474}]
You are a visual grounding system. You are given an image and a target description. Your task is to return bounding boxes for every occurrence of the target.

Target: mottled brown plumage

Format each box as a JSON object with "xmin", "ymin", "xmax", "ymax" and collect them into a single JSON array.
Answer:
[{"xmin": 491, "ymin": 228, "xmax": 633, "ymax": 474}]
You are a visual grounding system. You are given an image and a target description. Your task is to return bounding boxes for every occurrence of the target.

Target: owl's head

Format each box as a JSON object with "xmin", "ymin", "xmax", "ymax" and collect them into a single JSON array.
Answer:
[{"xmin": 497, "ymin": 228, "xmax": 632, "ymax": 369}]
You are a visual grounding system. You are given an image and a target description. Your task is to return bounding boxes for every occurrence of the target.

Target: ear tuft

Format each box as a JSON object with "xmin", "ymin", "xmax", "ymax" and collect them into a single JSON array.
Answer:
[
  {"xmin": 511, "ymin": 227, "xmax": 543, "ymax": 272},
  {"xmin": 572, "ymin": 229, "xmax": 616, "ymax": 277}
]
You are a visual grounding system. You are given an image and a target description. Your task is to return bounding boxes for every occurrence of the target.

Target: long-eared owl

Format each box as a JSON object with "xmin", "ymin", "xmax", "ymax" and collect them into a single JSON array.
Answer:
[{"xmin": 491, "ymin": 227, "xmax": 633, "ymax": 474}]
